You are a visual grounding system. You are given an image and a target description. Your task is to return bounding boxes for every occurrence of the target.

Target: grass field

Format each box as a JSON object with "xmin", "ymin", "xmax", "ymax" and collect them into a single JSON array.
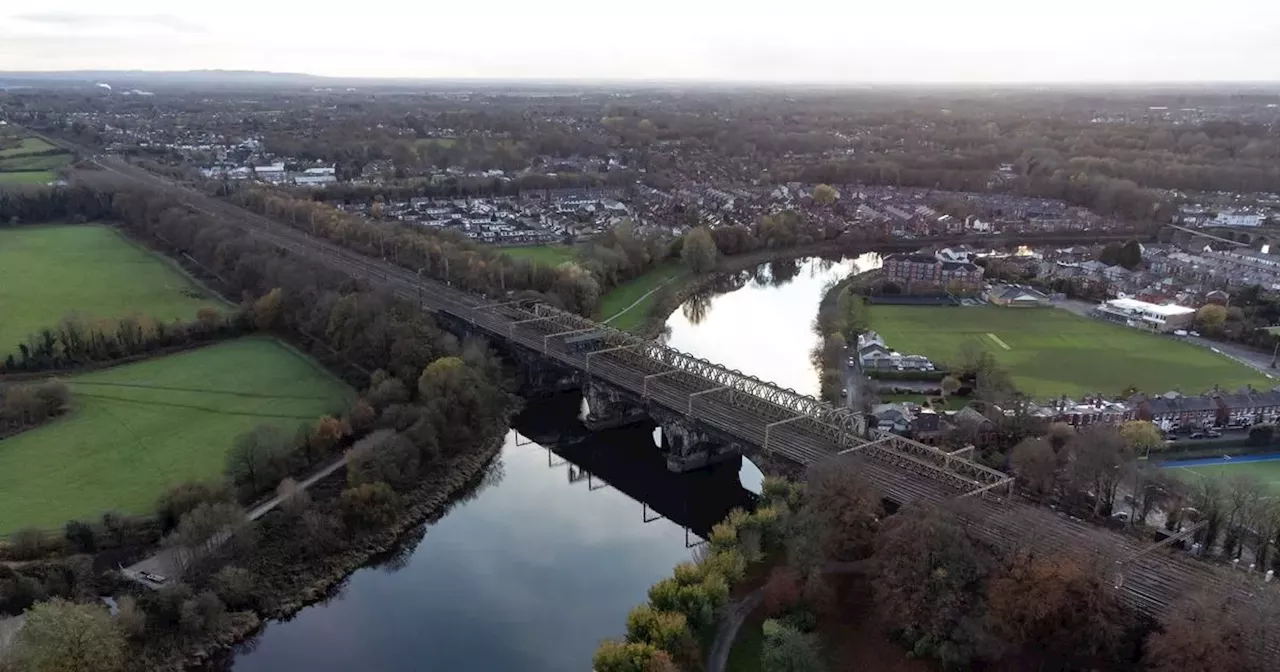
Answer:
[
  {"xmin": 867, "ymin": 305, "xmax": 1272, "ymax": 398},
  {"xmin": 1166, "ymin": 456, "xmax": 1280, "ymax": 494},
  {"xmin": 500, "ymin": 245, "xmax": 578, "ymax": 267},
  {"xmin": 0, "ymin": 170, "xmax": 54, "ymax": 185},
  {"xmin": 0, "ymin": 152, "xmax": 71, "ymax": 172},
  {"xmin": 0, "ymin": 136, "xmax": 57, "ymax": 157},
  {"xmin": 599, "ymin": 262, "xmax": 686, "ymax": 330},
  {"xmin": 0, "ymin": 338, "xmax": 354, "ymax": 533},
  {"xmin": 0, "ymin": 225, "xmax": 225, "ymax": 353}
]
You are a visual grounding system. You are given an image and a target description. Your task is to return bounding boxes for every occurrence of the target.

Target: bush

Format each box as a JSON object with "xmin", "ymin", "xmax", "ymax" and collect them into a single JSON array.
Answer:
[
  {"xmin": 1248, "ymin": 424, "xmax": 1275, "ymax": 447},
  {"xmin": 761, "ymin": 619, "xmax": 825, "ymax": 672},
  {"xmin": 211, "ymin": 566, "xmax": 258, "ymax": 610},
  {"xmin": 763, "ymin": 566, "xmax": 804, "ymax": 616},
  {"xmin": 592, "ymin": 640, "xmax": 663, "ymax": 672},
  {"xmin": 156, "ymin": 481, "xmax": 235, "ymax": 532},
  {"xmin": 625, "ymin": 605, "xmax": 690, "ymax": 654},
  {"xmin": 6, "ymin": 528, "xmax": 61, "ymax": 561},
  {"xmin": 63, "ymin": 520, "xmax": 97, "ymax": 553},
  {"xmin": 339, "ymin": 482, "xmax": 401, "ymax": 531}
]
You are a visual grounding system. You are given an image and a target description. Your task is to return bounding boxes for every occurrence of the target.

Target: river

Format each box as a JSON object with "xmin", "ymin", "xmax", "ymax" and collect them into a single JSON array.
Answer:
[{"xmin": 215, "ymin": 254, "xmax": 878, "ymax": 671}]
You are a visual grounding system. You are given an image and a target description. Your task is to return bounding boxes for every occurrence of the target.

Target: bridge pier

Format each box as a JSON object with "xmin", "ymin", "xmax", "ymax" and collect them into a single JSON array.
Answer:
[
  {"xmin": 659, "ymin": 420, "xmax": 742, "ymax": 473},
  {"xmin": 516, "ymin": 354, "xmax": 580, "ymax": 396},
  {"xmin": 582, "ymin": 381, "xmax": 648, "ymax": 431}
]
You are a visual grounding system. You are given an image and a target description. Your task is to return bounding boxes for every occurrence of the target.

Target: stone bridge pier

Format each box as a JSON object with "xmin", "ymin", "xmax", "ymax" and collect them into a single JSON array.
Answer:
[
  {"xmin": 581, "ymin": 381, "xmax": 648, "ymax": 431},
  {"xmin": 658, "ymin": 418, "xmax": 742, "ymax": 473}
]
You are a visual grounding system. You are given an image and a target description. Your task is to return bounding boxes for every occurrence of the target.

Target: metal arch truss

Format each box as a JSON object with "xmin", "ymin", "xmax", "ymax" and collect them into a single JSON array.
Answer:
[{"xmin": 475, "ymin": 300, "xmax": 1015, "ymax": 499}]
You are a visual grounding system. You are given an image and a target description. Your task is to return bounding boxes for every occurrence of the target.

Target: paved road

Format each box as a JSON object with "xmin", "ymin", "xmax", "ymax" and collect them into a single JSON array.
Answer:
[{"xmin": 125, "ymin": 456, "xmax": 347, "ymax": 587}]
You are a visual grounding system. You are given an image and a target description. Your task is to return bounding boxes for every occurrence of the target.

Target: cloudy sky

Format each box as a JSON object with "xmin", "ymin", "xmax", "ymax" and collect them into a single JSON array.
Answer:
[{"xmin": 1, "ymin": 1, "xmax": 1278, "ymax": 82}]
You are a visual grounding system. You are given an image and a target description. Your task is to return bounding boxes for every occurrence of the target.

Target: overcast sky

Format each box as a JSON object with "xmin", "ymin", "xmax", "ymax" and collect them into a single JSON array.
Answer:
[{"xmin": 2, "ymin": 1, "xmax": 1278, "ymax": 83}]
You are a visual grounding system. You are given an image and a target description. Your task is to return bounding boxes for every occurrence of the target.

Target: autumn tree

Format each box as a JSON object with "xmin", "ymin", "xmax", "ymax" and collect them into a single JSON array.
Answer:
[
  {"xmin": 681, "ymin": 226, "xmax": 719, "ymax": 274},
  {"xmin": 1066, "ymin": 425, "xmax": 1132, "ymax": 516},
  {"xmin": 251, "ymin": 287, "xmax": 284, "ymax": 331},
  {"xmin": 791, "ymin": 460, "xmax": 883, "ymax": 567},
  {"xmin": 1144, "ymin": 594, "xmax": 1265, "ymax": 672},
  {"xmin": 940, "ymin": 375, "xmax": 961, "ymax": 400},
  {"xmin": 340, "ymin": 481, "xmax": 401, "ymax": 531},
  {"xmin": 871, "ymin": 505, "xmax": 994, "ymax": 666},
  {"xmin": 985, "ymin": 551, "xmax": 1130, "ymax": 666},
  {"xmin": 1197, "ymin": 304, "xmax": 1228, "ymax": 333},
  {"xmin": 13, "ymin": 598, "xmax": 125, "ymax": 672},
  {"xmin": 1119, "ymin": 419, "xmax": 1164, "ymax": 457},
  {"xmin": 1009, "ymin": 437, "xmax": 1057, "ymax": 498},
  {"xmin": 811, "ymin": 183, "xmax": 837, "ymax": 205}
]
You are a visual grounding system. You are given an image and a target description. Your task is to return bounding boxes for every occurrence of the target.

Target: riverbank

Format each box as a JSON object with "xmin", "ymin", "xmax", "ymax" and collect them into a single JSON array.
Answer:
[{"xmin": 136, "ymin": 436, "xmax": 505, "ymax": 672}]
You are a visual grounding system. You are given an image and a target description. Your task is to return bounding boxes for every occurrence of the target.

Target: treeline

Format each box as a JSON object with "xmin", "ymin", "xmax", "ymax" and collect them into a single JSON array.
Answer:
[
  {"xmin": 1, "ymin": 310, "xmax": 248, "ymax": 374},
  {"xmin": 0, "ymin": 380, "xmax": 69, "ymax": 438},
  {"xmin": 222, "ymin": 186, "xmax": 674, "ymax": 315}
]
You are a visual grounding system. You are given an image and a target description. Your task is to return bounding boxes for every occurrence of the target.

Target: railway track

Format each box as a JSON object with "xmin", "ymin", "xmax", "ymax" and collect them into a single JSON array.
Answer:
[{"xmin": 74, "ymin": 153, "xmax": 1280, "ymax": 653}]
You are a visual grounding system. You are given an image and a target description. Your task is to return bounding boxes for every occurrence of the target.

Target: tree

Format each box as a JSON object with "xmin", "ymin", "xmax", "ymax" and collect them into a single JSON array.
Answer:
[
  {"xmin": 871, "ymin": 505, "xmax": 993, "ymax": 667},
  {"xmin": 340, "ymin": 481, "xmax": 401, "ymax": 531},
  {"xmin": 625, "ymin": 605, "xmax": 690, "ymax": 656},
  {"xmin": 1066, "ymin": 425, "xmax": 1132, "ymax": 516},
  {"xmin": 225, "ymin": 424, "xmax": 294, "ymax": 498},
  {"xmin": 13, "ymin": 598, "xmax": 125, "ymax": 672},
  {"xmin": 811, "ymin": 184, "xmax": 837, "ymax": 205},
  {"xmin": 1119, "ymin": 420, "xmax": 1164, "ymax": 457},
  {"xmin": 167, "ymin": 501, "xmax": 247, "ymax": 551},
  {"xmin": 1197, "ymin": 304, "xmax": 1228, "ymax": 332},
  {"xmin": 761, "ymin": 619, "xmax": 825, "ymax": 672},
  {"xmin": 211, "ymin": 566, "xmax": 258, "ymax": 610},
  {"xmin": 156, "ymin": 481, "xmax": 234, "ymax": 532},
  {"xmin": 251, "ymin": 287, "xmax": 284, "ymax": 331},
  {"xmin": 762, "ymin": 565, "xmax": 804, "ymax": 616},
  {"xmin": 681, "ymin": 227, "xmax": 719, "ymax": 274},
  {"xmin": 985, "ymin": 551, "xmax": 1129, "ymax": 665},
  {"xmin": 836, "ymin": 289, "xmax": 869, "ymax": 334},
  {"xmin": 1144, "ymin": 594, "xmax": 1264, "ymax": 672},
  {"xmin": 939, "ymin": 375, "xmax": 961, "ymax": 400},
  {"xmin": 1009, "ymin": 438, "xmax": 1057, "ymax": 497},
  {"xmin": 793, "ymin": 461, "xmax": 883, "ymax": 565}
]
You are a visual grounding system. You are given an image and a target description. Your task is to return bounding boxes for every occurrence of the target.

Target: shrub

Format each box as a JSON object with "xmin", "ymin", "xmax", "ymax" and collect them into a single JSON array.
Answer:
[
  {"xmin": 339, "ymin": 482, "xmax": 401, "ymax": 531},
  {"xmin": 625, "ymin": 605, "xmax": 690, "ymax": 654},
  {"xmin": 761, "ymin": 619, "xmax": 825, "ymax": 672},
  {"xmin": 592, "ymin": 640, "xmax": 663, "ymax": 672},
  {"xmin": 211, "ymin": 566, "xmax": 258, "ymax": 610}
]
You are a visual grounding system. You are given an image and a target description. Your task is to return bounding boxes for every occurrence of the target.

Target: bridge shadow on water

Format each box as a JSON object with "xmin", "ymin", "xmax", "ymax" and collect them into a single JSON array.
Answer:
[{"xmin": 512, "ymin": 392, "xmax": 759, "ymax": 541}]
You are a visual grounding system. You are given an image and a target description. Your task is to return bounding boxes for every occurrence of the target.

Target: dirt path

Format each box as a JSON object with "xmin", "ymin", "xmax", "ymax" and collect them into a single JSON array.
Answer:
[
  {"xmin": 602, "ymin": 275, "xmax": 681, "ymax": 325},
  {"xmin": 706, "ymin": 589, "xmax": 763, "ymax": 672}
]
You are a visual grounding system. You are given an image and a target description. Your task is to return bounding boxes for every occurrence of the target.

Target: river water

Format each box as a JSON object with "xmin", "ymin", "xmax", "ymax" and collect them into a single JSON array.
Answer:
[{"xmin": 217, "ymin": 254, "xmax": 878, "ymax": 671}]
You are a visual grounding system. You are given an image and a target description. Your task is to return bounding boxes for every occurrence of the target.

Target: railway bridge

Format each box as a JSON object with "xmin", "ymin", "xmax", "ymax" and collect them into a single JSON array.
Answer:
[{"xmin": 64, "ymin": 152, "xmax": 1280, "ymax": 651}]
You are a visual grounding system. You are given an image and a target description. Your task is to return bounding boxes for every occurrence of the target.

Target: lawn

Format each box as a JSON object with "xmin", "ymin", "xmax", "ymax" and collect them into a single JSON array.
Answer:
[
  {"xmin": 500, "ymin": 245, "xmax": 578, "ymax": 267},
  {"xmin": 867, "ymin": 305, "xmax": 1272, "ymax": 398},
  {"xmin": 0, "ymin": 170, "xmax": 54, "ymax": 185},
  {"xmin": 1166, "ymin": 456, "xmax": 1280, "ymax": 494},
  {"xmin": 0, "ymin": 338, "xmax": 354, "ymax": 533},
  {"xmin": 599, "ymin": 262, "xmax": 686, "ymax": 330},
  {"xmin": 0, "ymin": 152, "xmax": 71, "ymax": 172},
  {"xmin": 0, "ymin": 225, "xmax": 225, "ymax": 354}
]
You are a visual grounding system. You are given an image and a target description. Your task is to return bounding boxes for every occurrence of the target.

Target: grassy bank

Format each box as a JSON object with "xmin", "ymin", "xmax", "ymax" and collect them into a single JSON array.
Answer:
[
  {"xmin": 866, "ymin": 305, "xmax": 1271, "ymax": 398},
  {"xmin": 0, "ymin": 225, "xmax": 224, "ymax": 353},
  {"xmin": 0, "ymin": 338, "xmax": 353, "ymax": 533},
  {"xmin": 599, "ymin": 262, "xmax": 687, "ymax": 330},
  {"xmin": 500, "ymin": 244, "xmax": 577, "ymax": 266}
]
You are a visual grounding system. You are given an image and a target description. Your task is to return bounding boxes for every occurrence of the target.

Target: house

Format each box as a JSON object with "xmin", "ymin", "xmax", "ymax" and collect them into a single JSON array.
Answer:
[
  {"xmin": 854, "ymin": 331, "xmax": 937, "ymax": 373},
  {"xmin": 1212, "ymin": 389, "xmax": 1280, "ymax": 426},
  {"xmin": 882, "ymin": 253, "xmax": 985, "ymax": 292},
  {"xmin": 1214, "ymin": 211, "xmax": 1263, "ymax": 228},
  {"xmin": 985, "ymin": 284, "xmax": 1052, "ymax": 307},
  {"xmin": 1134, "ymin": 393, "xmax": 1218, "ymax": 430}
]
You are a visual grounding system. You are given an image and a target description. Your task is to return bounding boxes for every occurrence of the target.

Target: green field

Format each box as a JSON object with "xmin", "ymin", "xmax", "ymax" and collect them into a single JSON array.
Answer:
[
  {"xmin": 0, "ymin": 338, "xmax": 354, "ymax": 533},
  {"xmin": 0, "ymin": 153, "xmax": 71, "ymax": 172},
  {"xmin": 0, "ymin": 170, "xmax": 54, "ymax": 185},
  {"xmin": 500, "ymin": 244, "xmax": 578, "ymax": 266},
  {"xmin": 599, "ymin": 262, "xmax": 686, "ymax": 330},
  {"xmin": 0, "ymin": 136, "xmax": 57, "ymax": 157},
  {"xmin": 867, "ymin": 305, "xmax": 1272, "ymax": 398},
  {"xmin": 0, "ymin": 225, "xmax": 225, "ymax": 354},
  {"xmin": 1167, "ymin": 459, "xmax": 1280, "ymax": 494}
]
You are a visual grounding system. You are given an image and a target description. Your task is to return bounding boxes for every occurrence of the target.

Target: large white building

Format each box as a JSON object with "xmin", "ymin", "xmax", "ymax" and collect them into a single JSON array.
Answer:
[
  {"xmin": 1213, "ymin": 211, "xmax": 1263, "ymax": 228},
  {"xmin": 1094, "ymin": 298, "xmax": 1196, "ymax": 333}
]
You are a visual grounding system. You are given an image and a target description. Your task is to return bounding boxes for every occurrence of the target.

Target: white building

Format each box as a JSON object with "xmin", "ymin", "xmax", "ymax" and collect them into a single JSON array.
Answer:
[
  {"xmin": 1094, "ymin": 298, "xmax": 1196, "ymax": 333},
  {"xmin": 1214, "ymin": 211, "xmax": 1263, "ymax": 228}
]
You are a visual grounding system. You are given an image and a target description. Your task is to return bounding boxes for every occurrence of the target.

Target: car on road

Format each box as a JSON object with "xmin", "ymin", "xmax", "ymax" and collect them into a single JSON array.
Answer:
[{"xmin": 139, "ymin": 571, "xmax": 167, "ymax": 584}]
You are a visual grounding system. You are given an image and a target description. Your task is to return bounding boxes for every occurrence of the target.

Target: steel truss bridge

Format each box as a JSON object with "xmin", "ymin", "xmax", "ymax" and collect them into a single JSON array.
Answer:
[{"xmin": 78, "ymin": 153, "xmax": 1280, "ymax": 657}]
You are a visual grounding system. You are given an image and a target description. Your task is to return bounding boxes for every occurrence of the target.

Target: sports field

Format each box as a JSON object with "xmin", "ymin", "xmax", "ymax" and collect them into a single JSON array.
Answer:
[
  {"xmin": 0, "ymin": 134, "xmax": 71, "ymax": 182},
  {"xmin": 0, "ymin": 225, "xmax": 225, "ymax": 354},
  {"xmin": 867, "ymin": 305, "xmax": 1272, "ymax": 398},
  {"xmin": 0, "ymin": 171, "xmax": 55, "ymax": 185},
  {"xmin": 1164, "ymin": 454, "xmax": 1280, "ymax": 494},
  {"xmin": 0, "ymin": 338, "xmax": 354, "ymax": 533}
]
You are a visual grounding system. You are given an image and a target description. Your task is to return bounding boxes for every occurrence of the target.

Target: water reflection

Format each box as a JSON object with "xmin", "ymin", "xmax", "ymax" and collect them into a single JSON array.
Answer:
[
  {"xmin": 664, "ymin": 254, "xmax": 881, "ymax": 396},
  {"xmin": 220, "ymin": 395, "xmax": 755, "ymax": 672}
]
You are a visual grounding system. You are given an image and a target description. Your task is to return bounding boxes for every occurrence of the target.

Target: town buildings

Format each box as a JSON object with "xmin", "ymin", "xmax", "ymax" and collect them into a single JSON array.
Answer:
[
  {"xmin": 1094, "ymin": 298, "xmax": 1196, "ymax": 333},
  {"xmin": 881, "ymin": 250, "xmax": 985, "ymax": 292}
]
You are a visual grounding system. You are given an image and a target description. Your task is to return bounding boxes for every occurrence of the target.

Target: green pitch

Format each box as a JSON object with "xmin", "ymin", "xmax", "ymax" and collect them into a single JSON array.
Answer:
[
  {"xmin": 0, "ymin": 338, "xmax": 353, "ymax": 533},
  {"xmin": 867, "ymin": 305, "xmax": 1272, "ymax": 398}
]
